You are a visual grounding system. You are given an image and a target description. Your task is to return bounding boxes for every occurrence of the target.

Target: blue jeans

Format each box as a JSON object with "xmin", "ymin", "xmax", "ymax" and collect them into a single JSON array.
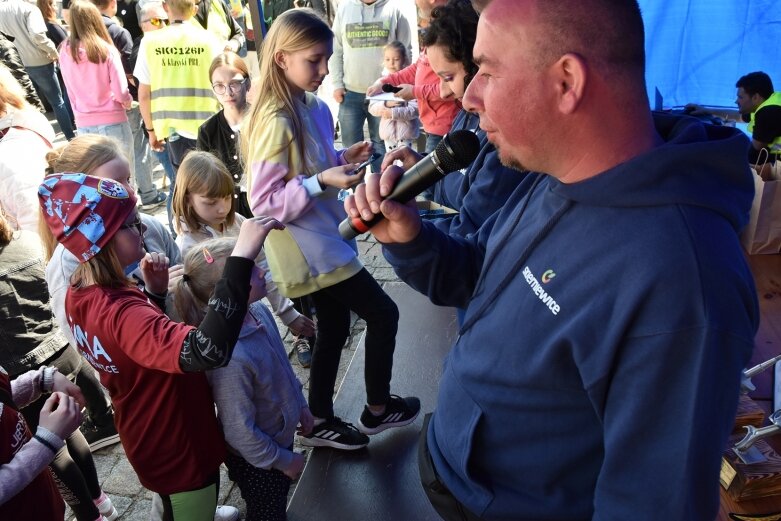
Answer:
[
  {"xmin": 152, "ymin": 148, "xmax": 177, "ymax": 235},
  {"xmin": 127, "ymin": 105, "xmax": 161, "ymax": 204},
  {"xmin": 338, "ymin": 90, "xmax": 385, "ymax": 173},
  {"xmin": 77, "ymin": 121, "xmax": 135, "ymax": 178},
  {"xmin": 26, "ymin": 62, "xmax": 75, "ymax": 140}
]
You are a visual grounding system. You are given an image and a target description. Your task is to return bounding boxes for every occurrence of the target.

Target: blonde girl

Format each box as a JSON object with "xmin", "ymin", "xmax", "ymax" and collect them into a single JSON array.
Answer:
[
  {"xmin": 58, "ymin": 1, "xmax": 134, "ymax": 176},
  {"xmin": 242, "ymin": 8, "xmax": 419, "ymax": 451},
  {"xmin": 172, "ymin": 150, "xmax": 315, "ymax": 337},
  {"xmin": 38, "ymin": 170, "xmax": 282, "ymax": 521},
  {"xmin": 197, "ymin": 53, "xmax": 253, "ymax": 217},
  {"xmin": 368, "ymin": 41, "xmax": 420, "ymax": 151},
  {"xmin": 174, "ymin": 237, "xmax": 313, "ymax": 521}
]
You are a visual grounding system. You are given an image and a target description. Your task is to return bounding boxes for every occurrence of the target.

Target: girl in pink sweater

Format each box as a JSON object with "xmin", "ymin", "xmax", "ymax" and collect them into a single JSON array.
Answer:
[{"xmin": 58, "ymin": 1, "xmax": 133, "ymax": 169}]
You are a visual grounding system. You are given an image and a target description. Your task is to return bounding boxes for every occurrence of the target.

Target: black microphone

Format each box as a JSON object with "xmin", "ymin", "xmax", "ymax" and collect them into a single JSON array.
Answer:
[
  {"xmin": 339, "ymin": 130, "xmax": 481, "ymax": 240},
  {"xmin": 382, "ymin": 83, "xmax": 403, "ymax": 94}
]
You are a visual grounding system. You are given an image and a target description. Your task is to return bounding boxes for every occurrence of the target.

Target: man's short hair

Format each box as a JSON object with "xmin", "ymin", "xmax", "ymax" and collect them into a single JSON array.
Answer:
[
  {"xmin": 164, "ymin": 0, "xmax": 195, "ymax": 16},
  {"xmin": 90, "ymin": 0, "xmax": 112, "ymax": 10},
  {"xmin": 736, "ymin": 72, "xmax": 774, "ymax": 100},
  {"xmin": 531, "ymin": 0, "xmax": 645, "ymax": 79}
]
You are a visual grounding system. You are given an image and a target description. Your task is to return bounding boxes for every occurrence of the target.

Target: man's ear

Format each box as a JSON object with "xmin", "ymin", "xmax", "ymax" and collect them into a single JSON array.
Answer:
[
  {"xmin": 274, "ymin": 51, "xmax": 288, "ymax": 71},
  {"xmin": 553, "ymin": 53, "xmax": 587, "ymax": 115}
]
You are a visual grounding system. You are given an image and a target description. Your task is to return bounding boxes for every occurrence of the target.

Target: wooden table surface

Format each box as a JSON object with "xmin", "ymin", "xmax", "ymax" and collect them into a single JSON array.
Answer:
[{"xmin": 718, "ymin": 253, "xmax": 781, "ymax": 520}]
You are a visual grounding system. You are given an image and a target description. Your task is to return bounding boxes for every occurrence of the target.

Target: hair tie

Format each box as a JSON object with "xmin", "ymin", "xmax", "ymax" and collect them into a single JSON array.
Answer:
[{"xmin": 182, "ymin": 274, "xmax": 190, "ymax": 282}]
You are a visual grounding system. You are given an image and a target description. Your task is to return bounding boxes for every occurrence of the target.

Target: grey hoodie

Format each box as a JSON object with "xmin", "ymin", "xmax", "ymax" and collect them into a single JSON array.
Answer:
[{"xmin": 329, "ymin": 0, "xmax": 412, "ymax": 93}]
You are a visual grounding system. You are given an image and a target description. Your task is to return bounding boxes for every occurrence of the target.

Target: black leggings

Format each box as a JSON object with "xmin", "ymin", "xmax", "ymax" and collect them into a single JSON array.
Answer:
[
  {"xmin": 23, "ymin": 397, "xmax": 101, "ymax": 521},
  {"xmin": 307, "ymin": 268, "xmax": 399, "ymax": 418}
]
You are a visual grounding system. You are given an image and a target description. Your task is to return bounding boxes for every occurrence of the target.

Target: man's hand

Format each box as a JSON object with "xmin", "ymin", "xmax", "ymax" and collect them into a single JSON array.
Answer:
[
  {"xmin": 343, "ymin": 166, "xmax": 421, "ymax": 244},
  {"xmin": 148, "ymin": 129, "xmax": 165, "ymax": 152},
  {"xmin": 333, "ymin": 88, "xmax": 345, "ymax": 104}
]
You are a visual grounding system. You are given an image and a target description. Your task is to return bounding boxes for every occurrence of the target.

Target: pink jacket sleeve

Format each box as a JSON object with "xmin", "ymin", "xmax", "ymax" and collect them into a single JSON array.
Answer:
[{"xmin": 108, "ymin": 47, "xmax": 131, "ymax": 104}]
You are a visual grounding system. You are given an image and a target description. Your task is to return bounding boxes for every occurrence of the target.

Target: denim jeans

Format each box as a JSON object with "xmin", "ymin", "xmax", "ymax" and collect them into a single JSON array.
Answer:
[
  {"xmin": 26, "ymin": 62, "xmax": 75, "ymax": 140},
  {"xmin": 77, "ymin": 120, "xmax": 135, "ymax": 179},
  {"xmin": 337, "ymin": 90, "xmax": 385, "ymax": 173},
  {"xmin": 127, "ymin": 105, "xmax": 162, "ymax": 204}
]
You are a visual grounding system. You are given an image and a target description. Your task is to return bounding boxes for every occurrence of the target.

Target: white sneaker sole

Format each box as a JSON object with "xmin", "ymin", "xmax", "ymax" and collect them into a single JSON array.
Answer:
[
  {"xmin": 88, "ymin": 433, "xmax": 121, "ymax": 452},
  {"xmin": 357, "ymin": 409, "xmax": 420, "ymax": 435},
  {"xmin": 298, "ymin": 435, "xmax": 368, "ymax": 451}
]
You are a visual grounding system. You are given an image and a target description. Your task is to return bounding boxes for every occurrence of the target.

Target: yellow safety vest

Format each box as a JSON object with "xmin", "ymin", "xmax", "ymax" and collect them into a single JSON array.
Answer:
[
  {"xmin": 144, "ymin": 23, "xmax": 218, "ymax": 138},
  {"xmin": 748, "ymin": 91, "xmax": 781, "ymax": 155}
]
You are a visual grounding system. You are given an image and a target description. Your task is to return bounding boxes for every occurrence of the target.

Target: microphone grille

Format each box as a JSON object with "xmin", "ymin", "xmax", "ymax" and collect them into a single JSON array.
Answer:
[{"xmin": 434, "ymin": 130, "xmax": 481, "ymax": 173}]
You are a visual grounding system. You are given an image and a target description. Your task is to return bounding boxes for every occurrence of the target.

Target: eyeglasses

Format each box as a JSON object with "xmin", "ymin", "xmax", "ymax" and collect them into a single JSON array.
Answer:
[
  {"xmin": 212, "ymin": 79, "xmax": 247, "ymax": 95},
  {"xmin": 119, "ymin": 216, "xmax": 145, "ymax": 236},
  {"xmin": 142, "ymin": 17, "xmax": 169, "ymax": 27}
]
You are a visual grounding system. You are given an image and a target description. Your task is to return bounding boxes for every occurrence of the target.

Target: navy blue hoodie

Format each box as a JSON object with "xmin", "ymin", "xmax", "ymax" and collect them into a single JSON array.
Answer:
[{"xmin": 384, "ymin": 114, "xmax": 759, "ymax": 520}]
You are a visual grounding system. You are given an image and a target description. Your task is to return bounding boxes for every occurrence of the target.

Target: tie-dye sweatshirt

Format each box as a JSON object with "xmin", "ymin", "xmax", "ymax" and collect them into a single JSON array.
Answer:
[{"xmin": 246, "ymin": 92, "xmax": 362, "ymax": 298}]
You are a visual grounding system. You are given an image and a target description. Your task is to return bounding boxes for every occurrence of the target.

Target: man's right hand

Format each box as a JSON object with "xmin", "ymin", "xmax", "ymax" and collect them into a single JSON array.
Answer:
[
  {"xmin": 333, "ymin": 88, "xmax": 345, "ymax": 104},
  {"xmin": 344, "ymin": 166, "xmax": 421, "ymax": 245},
  {"xmin": 38, "ymin": 392, "xmax": 82, "ymax": 440}
]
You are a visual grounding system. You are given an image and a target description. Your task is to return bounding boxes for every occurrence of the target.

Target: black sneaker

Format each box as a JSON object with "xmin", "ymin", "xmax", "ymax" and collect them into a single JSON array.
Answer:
[
  {"xmin": 357, "ymin": 395, "xmax": 421, "ymax": 435},
  {"xmin": 80, "ymin": 420, "xmax": 121, "ymax": 452},
  {"xmin": 139, "ymin": 192, "xmax": 167, "ymax": 211},
  {"xmin": 299, "ymin": 416, "xmax": 369, "ymax": 450}
]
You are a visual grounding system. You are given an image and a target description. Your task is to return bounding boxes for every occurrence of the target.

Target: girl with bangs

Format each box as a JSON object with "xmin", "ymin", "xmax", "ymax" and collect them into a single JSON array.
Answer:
[{"xmin": 171, "ymin": 150, "xmax": 315, "ymax": 337}]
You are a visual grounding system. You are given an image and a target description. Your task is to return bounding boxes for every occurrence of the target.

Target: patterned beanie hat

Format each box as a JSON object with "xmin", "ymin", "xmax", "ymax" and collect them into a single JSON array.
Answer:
[{"xmin": 38, "ymin": 173, "xmax": 137, "ymax": 263}]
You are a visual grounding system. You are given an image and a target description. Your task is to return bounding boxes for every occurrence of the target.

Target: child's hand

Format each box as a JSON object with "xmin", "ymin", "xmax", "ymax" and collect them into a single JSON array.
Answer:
[
  {"xmin": 283, "ymin": 452, "xmax": 306, "ymax": 480},
  {"xmin": 381, "ymin": 146, "xmax": 423, "ymax": 172},
  {"xmin": 140, "ymin": 252, "xmax": 170, "ymax": 296},
  {"xmin": 51, "ymin": 372, "xmax": 85, "ymax": 409},
  {"xmin": 38, "ymin": 392, "xmax": 82, "ymax": 440},
  {"xmin": 298, "ymin": 406, "xmax": 314, "ymax": 436},
  {"xmin": 344, "ymin": 140, "xmax": 373, "ymax": 164},
  {"xmin": 167, "ymin": 264, "xmax": 184, "ymax": 292},
  {"xmin": 366, "ymin": 81, "xmax": 383, "ymax": 97},
  {"xmin": 288, "ymin": 315, "xmax": 315, "ymax": 338},
  {"xmin": 320, "ymin": 164, "xmax": 366, "ymax": 189},
  {"xmin": 394, "ymin": 84, "xmax": 414, "ymax": 101},
  {"xmin": 232, "ymin": 216, "xmax": 285, "ymax": 261}
]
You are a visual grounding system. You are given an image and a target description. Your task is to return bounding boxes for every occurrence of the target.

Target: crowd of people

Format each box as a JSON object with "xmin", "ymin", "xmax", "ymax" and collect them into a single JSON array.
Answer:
[{"xmin": 0, "ymin": 0, "xmax": 773, "ymax": 520}]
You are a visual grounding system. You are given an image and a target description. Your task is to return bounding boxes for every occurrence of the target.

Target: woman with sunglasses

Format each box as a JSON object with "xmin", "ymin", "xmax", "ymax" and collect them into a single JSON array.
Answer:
[{"xmin": 197, "ymin": 53, "xmax": 252, "ymax": 217}]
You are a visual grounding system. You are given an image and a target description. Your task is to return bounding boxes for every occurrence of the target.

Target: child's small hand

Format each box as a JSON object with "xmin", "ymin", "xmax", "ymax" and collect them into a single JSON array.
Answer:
[
  {"xmin": 38, "ymin": 392, "xmax": 82, "ymax": 440},
  {"xmin": 288, "ymin": 315, "xmax": 315, "ymax": 338},
  {"xmin": 344, "ymin": 140, "xmax": 373, "ymax": 164},
  {"xmin": 298, "ymin": 406, "xmax": 314, "ymax": 436},
  {"xmin": 140, "ymin": 252, "xmax": 170, "ymax": 295},
  {"xmin": 51, "ymin": 371, "xmax": 85, "ymax": 409},
  {"xmin": 320, "ymin": 164, "xmax": 366, "ymax": 189},
  {"xmin": 283, "ymin": 452, "xmax": 306, "ymax": 480},
  {"xmin": 167, "ymin": 264, "xmax": 184, "ymax": 292},
  {"xmin": 232, "ymin": 216, "xmax": 285, "ymax": 261}
]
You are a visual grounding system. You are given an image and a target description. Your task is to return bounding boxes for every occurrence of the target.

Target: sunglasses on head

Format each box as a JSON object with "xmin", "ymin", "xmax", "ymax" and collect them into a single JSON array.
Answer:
[{"xmin": 143, "ymin": 17, "xmax": 169, "ymax": 27}]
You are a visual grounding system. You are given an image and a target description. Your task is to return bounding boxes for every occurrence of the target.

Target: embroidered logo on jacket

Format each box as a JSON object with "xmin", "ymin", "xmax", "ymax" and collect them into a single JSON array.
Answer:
[{"xmin": 523, "ymin": 266, "xmax": 561, "ymax": 316}]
